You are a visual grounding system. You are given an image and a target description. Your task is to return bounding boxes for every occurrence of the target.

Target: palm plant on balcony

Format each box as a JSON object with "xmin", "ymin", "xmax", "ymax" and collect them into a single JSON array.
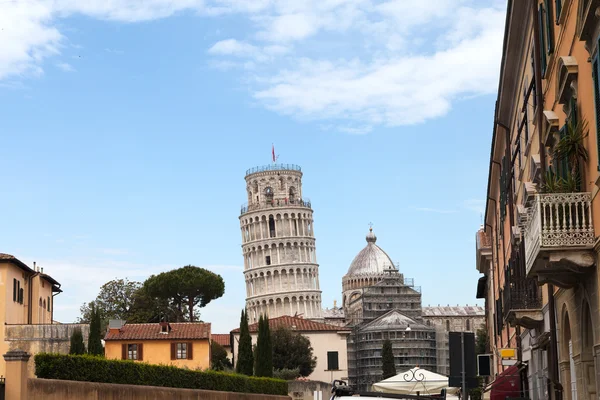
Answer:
[{"xmin": 553, "ymin": 119, "xmax": 589, "ymax": 188}]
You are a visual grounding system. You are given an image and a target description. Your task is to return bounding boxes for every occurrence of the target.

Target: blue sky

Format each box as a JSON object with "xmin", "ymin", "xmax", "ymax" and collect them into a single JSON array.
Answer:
[{"xmin": 0, "ymin": 0, "xmax": 505, "ymax": 333}]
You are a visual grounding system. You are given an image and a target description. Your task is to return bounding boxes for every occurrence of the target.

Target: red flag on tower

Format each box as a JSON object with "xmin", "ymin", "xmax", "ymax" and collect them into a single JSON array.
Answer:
[{"xmin": 272, "ymin": 144, "xmax": 276, "ymax": 163}]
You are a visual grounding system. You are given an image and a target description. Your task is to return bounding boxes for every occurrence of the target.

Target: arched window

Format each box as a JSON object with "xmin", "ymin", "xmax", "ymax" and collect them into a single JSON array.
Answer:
[
  {"xmin": 446, "ymin": 320, "xmax": 450, "ymax": 331},
  {"xmin": 43, "ymin": 299, "xmax": 46, "ymax": 310},
  {"xmin": 269, "ymin": 215, "xmax": 276, "ymax": 238},
  {"xmin": 265, "ymin": 187, "xmax": 274, "ymax": 204},
  {"xmin": 289, "ymin": 187, "xmax": 296, "ymax": 203},
  {"xmin": 39, "ymin": 298, "xmax": 42, "ymax": 307},
  {"xmin": 47, "ymin": 296, "xmax": 51, "ymax": 311}
]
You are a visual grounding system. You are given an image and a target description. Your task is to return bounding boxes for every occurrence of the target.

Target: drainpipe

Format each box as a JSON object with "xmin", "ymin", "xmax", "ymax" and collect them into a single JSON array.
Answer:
[{"xmin": 28, "ymin": 262, "xmax": 40, "ymax": 325}]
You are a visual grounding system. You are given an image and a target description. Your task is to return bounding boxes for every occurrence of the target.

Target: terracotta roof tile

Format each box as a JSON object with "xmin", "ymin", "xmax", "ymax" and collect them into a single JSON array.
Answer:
[
  {"xmin": 0, "ymin": 253, "xmax": 16, "ymax": 260},
  {"xmin": 105, "ymin": 323, "xmax": 211, "ymax": 341},
  {"xmin": 231, "ymin": 315, "xmax": 350, "ymax": 333},
  {"xmin": 212, "ymin": 334, "xmax": 231, "ymax": 347},
  {"xmin": 0, "ymin": 253, "xmax": 34, "ymax": 274}
]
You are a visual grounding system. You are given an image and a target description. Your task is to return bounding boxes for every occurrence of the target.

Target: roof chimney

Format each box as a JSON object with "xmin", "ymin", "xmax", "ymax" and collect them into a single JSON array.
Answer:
[
  {"xmin": 333, "ymin": 300, "xmax": 337, "ymax": 308},
  {"xmin": 108, "ymin": 320, "xmax": 125, "ymax": 333},
  {"xmin": 33, "ymin": 261, "xmax": 37, "ymax": 271}
]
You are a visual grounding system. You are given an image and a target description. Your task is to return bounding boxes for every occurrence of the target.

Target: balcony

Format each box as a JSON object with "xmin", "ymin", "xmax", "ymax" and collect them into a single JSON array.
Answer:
[
  {"xmin": 524, "ymin": 192, "xmax": 596, "ymax": 288},
  {"xmin": 503, "ymin": 276, "xmax": 543, "ymax": 329},
  {"xmin": 476, "ymin": 228, "xmax": 492, "ymax": 273},
  {"xmin": 245, "ymin": 163, "xmax": 302, "ymax": 177},
  {"xmin": 240, "ymin": 198, "xmax": 312, "ymax": 216}
]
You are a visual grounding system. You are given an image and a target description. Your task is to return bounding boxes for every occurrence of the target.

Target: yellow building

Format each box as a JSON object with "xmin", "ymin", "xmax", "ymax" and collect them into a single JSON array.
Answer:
[
  {"xmin": 104, "ymin": 321, "xmax": 211, "ymax": 370},
  {"xmin": 0, "ymin": 253, "xmax": 63, "ymax": 376},
  {"xmin": 477, "ymin": 1, "xmax": 600, "ymax": 400}
]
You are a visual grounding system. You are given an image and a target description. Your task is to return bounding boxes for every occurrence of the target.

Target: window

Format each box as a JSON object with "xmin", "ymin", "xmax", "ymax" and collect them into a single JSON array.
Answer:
[
  {"xmin": 39, "ymin": 298, "xmax": 43, "ymax": 307},
  {"xmin": 327, "ymin": 351, "xmax": 339, "ymax": 371},
  {"xmin": 171, "ymin": 342, "xmax": 193, "ymax": 360},
  {"xmin": 269, "ymin": 216, "xmax": 276, "ymax": 238},
  {"xmin": 19, "ymin": 287, "xmax": 23, "ymax": 304},
  {"xmin": 538, "ymin": 4, "xmax": 548, "ymax": 75},
  {"xmin": 13, "ymin": 279, "xmax": 17, "ymax": 302},
  {"xmin": 446, "ymin": 320, "xmax": 450, "ymax": 331},
  {"xmin": 122, "ymin": 343, "xmax": 143, "ymax": 360},
  {"xmin": 47, "ymin": 296, "xmax": 51, "ymax": 312},
  {"xmin": 544, "ymin": 0, "xmax": 554, "ymax": 54},
  {"xmin": 466, "ymin": 319, "xmax": 471, "ymax": 331},
  {"xmin": 265, "ymin": 256, "xmax": 271, "ymax": 266}
]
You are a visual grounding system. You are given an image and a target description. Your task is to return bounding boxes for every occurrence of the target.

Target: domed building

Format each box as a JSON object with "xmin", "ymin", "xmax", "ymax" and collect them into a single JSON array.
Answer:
[{"xmin": 336, "ymin": 228, "xmax": 436, "ymax": 390}]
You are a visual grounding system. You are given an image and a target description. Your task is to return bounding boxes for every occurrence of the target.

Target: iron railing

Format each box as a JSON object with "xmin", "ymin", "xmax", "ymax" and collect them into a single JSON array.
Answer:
[
  {"xmin": 524, "ymin": 192, "xmax": 595, "ymax": 275},
  {"xmin": 503, "ymin": 277, "xmax": 542, "ymax": 317},
  {"xmin": 240, "ymin": 198, "xmax": 311, "ymax": 215},
  {"xmin": 245, "ymin": 164, "xmax": 302, "ymax": 176}
]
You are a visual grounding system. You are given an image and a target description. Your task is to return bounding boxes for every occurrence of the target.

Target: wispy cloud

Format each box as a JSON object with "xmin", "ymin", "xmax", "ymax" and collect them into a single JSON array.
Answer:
[
  {"xmin": 463, "ymin": 199, "xmax": 486, "ymax": 214},
  {"xmin": 415, "ymin": 207, "xmax": 457, "ymax": 214},
  {"xmin": 56, "ymin": 62, "xmax": 75, "ymax": 72}
]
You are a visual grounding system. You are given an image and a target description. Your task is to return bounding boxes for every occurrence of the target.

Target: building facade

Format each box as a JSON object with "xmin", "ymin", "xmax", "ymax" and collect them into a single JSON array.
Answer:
[
  {"xmin": 231, "ymin": 315, "xmax": 350, "ymax": 384},
  {"xmin": 0, "ymin": 253, "xmax": 69, "ymax": 377},
  {"xmin": 240, "ymin": 164, "xmax": 322, "ymax": 323},
  {"xmin": 421, "ymin": 305, "xmax": 485, "ymax": 376},
  {"xmin": 476, "ymin": 1, "xmax": 600, "ymax": 400},
  {"xmin": 104, "ymin": 321, "xmax": 211, "ymax": 370}
]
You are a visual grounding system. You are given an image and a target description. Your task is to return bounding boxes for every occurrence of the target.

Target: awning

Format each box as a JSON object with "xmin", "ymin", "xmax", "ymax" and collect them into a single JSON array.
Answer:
[
  {"xmin": 476, "ymin": 276, "xmax": 488, "ymax": 299},
  {"xmin": 489, "ymin": 365, "xmax": 522, "ymax": 400}
]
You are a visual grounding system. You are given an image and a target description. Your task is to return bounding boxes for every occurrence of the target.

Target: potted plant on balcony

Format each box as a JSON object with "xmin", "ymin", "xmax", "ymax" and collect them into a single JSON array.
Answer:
[{"xmin": 552, "ymin": 119, "xmax": 589, "ymax": 191}]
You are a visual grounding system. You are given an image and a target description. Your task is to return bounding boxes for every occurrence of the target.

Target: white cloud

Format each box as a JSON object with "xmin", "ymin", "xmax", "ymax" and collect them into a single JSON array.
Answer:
[
  {"xmin": 55, "ymin": 61, "xmax": 74, "ymax": 72},
  {"xmin": 0, "ymin": 0, "xmax": 505, "ymax": 129}
]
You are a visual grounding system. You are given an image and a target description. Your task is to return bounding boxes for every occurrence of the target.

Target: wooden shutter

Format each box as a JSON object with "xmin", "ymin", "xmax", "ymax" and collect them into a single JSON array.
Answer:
[
  {"xmin": 555, "ymin": 0, "xmax": 562, "ymax": 23},
  {"xmin": 593, "ymin": 53, "xmax": 600, "ymax": 171},
  {"xmin": 538, "ymin": 4, "xmax": 547, "ymax": 76},
  {"xmin": 171, "ymin": 343, "xmax": 176, "ymax": 360},
  {"xmin": 122, "ymin": 344, "xmax": 127, "ymax": 360},
  {"xmin": 544, "ymin": 0, "xmax": 554, "ymax": 53},
  {"xmin": 13, "ymin": 279, "xmax": 16, "ymax": 302},
  {"xmin": 138, "ymin": 343, "xmax": 143, "ymax": 361},
  {"xmin": 187, "ymin": 342, "xmax": 193, "ymax": 360}
]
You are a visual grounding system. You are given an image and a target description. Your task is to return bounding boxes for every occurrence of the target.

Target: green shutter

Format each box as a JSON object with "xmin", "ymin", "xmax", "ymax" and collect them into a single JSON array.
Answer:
[
  {"xmin": 545, "ymin": 0, "xmax": 554, "ymax": 53},
  {"xmin": 539, "ymin": 5, "xmax": 547, "ymax": 76},
  {"xmin": 593, "ymin": 55, "xmax": 600, "ymax": 171},
  {"xmin": 555, "ymin": 0, "xmax": 562, "ymax": 23}
]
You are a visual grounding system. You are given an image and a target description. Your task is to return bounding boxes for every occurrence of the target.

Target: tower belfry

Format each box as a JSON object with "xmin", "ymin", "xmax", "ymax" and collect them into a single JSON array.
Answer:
[{"xmin": 239, "ymin": 163, "xmax": 323, "ymax": 323}]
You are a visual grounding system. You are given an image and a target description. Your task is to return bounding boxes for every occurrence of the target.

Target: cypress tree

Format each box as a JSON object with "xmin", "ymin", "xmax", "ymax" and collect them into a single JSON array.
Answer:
[
  {"xmin": 381, "ymin": 339, "xmax": 396, "ymax": 379},
  {"xmin": 236, "ymin": 309, "xmax": 254, "ymax": 375},
  {"xmin": 255, "ymin": 314, "xmax": 273, "ymax": 377},
  {"xmin": 88, "ymin": 303, "xmax": 104, "ymax": 356},
  {"xmin": 69, "ymin": 327, "xmax": 86, "ymax": 355}
]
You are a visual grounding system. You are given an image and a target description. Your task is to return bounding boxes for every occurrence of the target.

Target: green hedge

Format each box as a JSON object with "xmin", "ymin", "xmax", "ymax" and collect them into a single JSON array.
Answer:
[{"xmin": 35, "ymin": 353, "xmax": 287, "ymax": 396}]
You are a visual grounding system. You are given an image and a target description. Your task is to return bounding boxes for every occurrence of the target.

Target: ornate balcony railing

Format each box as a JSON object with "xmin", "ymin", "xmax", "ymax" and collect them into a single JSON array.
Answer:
[
  {"xmin": 240, "ymin": 198, "xmax": 312, "ymax": 215},
  {"xmin": 524, "ymin": 192, "xmax": 595, "ymax": 275},
  {"xmin": 245, "ymin": 164, "xmax": 302, "ymax": 176}
]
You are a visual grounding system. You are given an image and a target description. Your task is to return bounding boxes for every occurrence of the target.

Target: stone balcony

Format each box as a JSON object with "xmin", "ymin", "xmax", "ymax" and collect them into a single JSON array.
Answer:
[
  {"xmin": 524, "ymin": 192, "xmax": 596, "ymax": 288},
  {"xmin": 240, "ymin": 197, "xmax": 312, "ymax": 216}
]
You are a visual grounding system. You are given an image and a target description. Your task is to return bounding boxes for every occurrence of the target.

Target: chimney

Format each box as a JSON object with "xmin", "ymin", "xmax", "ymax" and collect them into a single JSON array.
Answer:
[
  {"xmin": 33, "ymin": 262, "xmax": 37, "ymax": 272},
  {"xmin": 333, "ymin": 300, "xmax": 337, "ymax": 308},
  {"xmin": 108, "ymin": 320, "xmax": 125, "ymax": 334},
  {"xmin": 41, "ymin": 267, "xmax": 44, "ymax": 273}
]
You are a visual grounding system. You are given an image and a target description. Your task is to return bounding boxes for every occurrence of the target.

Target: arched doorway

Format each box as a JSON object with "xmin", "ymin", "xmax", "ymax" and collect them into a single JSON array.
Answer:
[
  {"xmin": 581, "ymin": 301, "xmax": 597, "ymax": 400},
  {"xmin": 561, "ymin": 309, "xmax": 577, "ymax": 400}
]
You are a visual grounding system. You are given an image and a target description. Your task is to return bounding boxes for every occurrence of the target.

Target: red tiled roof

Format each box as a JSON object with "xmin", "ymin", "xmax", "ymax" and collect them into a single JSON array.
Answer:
[
  {"xmin": 0, "ymin": 253, "xmax": 34, "ymax": 274},
  {"xmin": 212, "ymin": 334, "xmax": 231, "ymax": 347},
  {"xmin": 231, "ymin": 315, "xmax": 351, "ymax": 333},
  {"xmin": 105, "ymin": 323, "xmax": 211, "ymax": 341}
]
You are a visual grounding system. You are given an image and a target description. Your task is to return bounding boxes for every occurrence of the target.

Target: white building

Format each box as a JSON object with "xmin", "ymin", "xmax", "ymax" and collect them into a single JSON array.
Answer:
[{"xmin": 239, "ymin": 164, "xmax": 323, "ymax": 323}]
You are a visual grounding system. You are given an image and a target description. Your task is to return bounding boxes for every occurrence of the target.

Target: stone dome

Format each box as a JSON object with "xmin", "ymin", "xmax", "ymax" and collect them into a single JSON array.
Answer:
[{"xmin": 346, "ymin": 228, "xmax": 395, "ymax": 276}]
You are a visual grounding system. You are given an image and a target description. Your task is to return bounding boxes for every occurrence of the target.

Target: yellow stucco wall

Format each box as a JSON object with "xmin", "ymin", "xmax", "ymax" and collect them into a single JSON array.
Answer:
[{"xmin": 105, "ymin": 339, "xmax": 211, "ymax": 370}]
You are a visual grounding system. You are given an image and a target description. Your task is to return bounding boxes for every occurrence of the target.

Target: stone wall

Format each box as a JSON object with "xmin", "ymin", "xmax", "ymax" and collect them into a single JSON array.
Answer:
[
  {"xmin": 28, "ymin": 379, "xmax": 291, "ymax": 400},
  {"xmin": 4, "ymin": 323, "xmax": 90, "ymax": 377},
  {"xmin": 287, "ymin": 380, "xmax": 331, "ymax": 400}
]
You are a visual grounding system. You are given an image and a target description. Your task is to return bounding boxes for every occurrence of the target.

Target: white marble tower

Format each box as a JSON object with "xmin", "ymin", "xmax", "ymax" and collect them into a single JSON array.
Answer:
[{"xmin": 239, "ymin": 164, "xmax": 322, "ymax": 323}]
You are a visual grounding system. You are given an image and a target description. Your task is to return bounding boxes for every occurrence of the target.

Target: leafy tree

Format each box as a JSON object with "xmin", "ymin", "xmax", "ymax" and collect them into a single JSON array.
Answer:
[
  {"xmin": 254, "ymin": 314, "xmax": 273, "ymax": 377},
  {"xmin": 381, "ymin": 339, "xmax": 396, "ymax": 379},
  {"xmin": 272, "ymin": 326, "xmax": 316, "ymax": 377},
  {"xmin": 211, "ymin": 340, "xmax": 232, "ymax": 371},
  {"xmin": 88, "ymin": 303, "xmax": 104, "ymax": 356},
  {"xmin": 236, "ymin": 309, "xmax": 254, "ymax": 376},
  {"xmin": 78, "ymin": 278, "xmax": 142, "ymax": 325},
  {"xmin": 69, "ymin": 327, "xmax": 86, "ymax": 355},
  {"xmin": 145, "ymin": 265, "xmax": 225, "ymax": 322},
  {"xmin": 475, "ymin": 326, "xmax": 488, "ymax": 355}
]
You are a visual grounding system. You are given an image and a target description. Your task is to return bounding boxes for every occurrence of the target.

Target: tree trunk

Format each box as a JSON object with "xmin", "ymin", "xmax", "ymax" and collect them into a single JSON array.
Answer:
[{"xmin": 189, "ymin": 297, "xmax": 194, "ymax": 322}]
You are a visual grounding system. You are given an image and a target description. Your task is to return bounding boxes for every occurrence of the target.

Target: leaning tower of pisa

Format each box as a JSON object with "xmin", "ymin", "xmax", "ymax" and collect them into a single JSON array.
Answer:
[{"xmin": 239, "ymin": 163, "xmax": 323, "ymax": 323}]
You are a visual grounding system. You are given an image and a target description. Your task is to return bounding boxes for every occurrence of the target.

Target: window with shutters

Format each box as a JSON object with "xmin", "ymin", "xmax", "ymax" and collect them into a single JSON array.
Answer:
[
  {"xmin": 128, "ymin": 344, "xmax": 138, "ymax": 360},
  {"xmin": 593, "ymin": 46, "xmax": 600, "ymax": 171},
  {"xmin": 47, "ymin": 296, "xmax": 51, "ymax": 312},
  {"xmin": 13, "ymin": 279, "xmax": 17, "ymax": 302},
  {"xmin": 327, "ymin": 351, "xmax": 339, "ymax": 371},
  {"xmin": 177, "ymin": 343, "xmax": 188, "ymax": 359},
  {"xmin": 544, "ymin": 0, "xmax": 554, "ymax": 54},
  {"xmin": 539, "ymin": 5, "xmax": 548, "ymax": 76}
]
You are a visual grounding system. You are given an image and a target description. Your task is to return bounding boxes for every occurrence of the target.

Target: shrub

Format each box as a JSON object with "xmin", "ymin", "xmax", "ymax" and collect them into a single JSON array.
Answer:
[
  {"xmin": 35, "ymin": 353, "xmax": 287, "ymax": 396},
  {"xmin": 273, "ymin": 368, "xmax": 300, "ymax": 380}
]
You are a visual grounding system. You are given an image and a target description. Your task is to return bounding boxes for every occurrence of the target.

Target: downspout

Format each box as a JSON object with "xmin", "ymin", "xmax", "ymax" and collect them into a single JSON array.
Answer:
[
  {"xmin": 51, "ymin": 284, "xmax": 62, "ymax": 324},
  {"xmin": 28, "ymin": 262, "xmax": 40, "ymax": 325}
]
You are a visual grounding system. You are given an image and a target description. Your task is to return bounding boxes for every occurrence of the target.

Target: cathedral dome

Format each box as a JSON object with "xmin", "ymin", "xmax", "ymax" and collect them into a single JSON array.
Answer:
[{"xmin": 345, "ymin": 228, "xmax": 395, "ymax": 276}]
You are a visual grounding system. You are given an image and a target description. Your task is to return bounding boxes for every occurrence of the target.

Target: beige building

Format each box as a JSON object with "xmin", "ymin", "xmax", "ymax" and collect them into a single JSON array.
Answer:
[
  {"xmin": 477, "ymin": 1, "xmax": 600, "ymax": 399},
  {"xmin": 0, "ymin": 253, "xmax": 84, "ymax": 377},
  {"xmin": 421, "ymin": 305, "xmax": 485, "ymax": 376},
  {"xmin": 212, "ymin": 333, "xmax": 232, "ymax": 362},
  {"xmin": 231, "ymin": 315, "xmax": 350, "ymax": 383}
]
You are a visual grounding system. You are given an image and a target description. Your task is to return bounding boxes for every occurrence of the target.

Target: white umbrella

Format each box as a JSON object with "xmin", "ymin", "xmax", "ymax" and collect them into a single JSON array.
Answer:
[{"xmin": 372, "ymin": 367, "xmax": 460, "ymax": 396}]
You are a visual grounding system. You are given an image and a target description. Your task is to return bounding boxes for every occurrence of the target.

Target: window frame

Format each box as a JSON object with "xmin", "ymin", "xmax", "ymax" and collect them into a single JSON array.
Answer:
[
  {"xmin": 327, "ymin": 351, "xmax": 340, "ymax": 371},
  {"xmin": 176, "ymin": 342, "xmax": 188, "ymax": 360},
  {"xmin": 128, "ymin": 344, "xmax": 139, "ymax": 360}
]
